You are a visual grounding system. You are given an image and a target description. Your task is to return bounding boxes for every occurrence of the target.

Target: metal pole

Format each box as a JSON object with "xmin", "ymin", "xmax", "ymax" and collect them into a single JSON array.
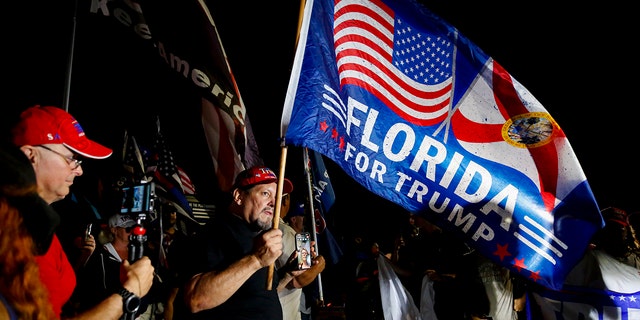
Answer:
[
  {"xmin": 62, "ymin": 0, "xmax": 78, "ymax": 112},
  {"xmin": 303, "ymin": 147, "xmax": 324, "ymax": 305}
]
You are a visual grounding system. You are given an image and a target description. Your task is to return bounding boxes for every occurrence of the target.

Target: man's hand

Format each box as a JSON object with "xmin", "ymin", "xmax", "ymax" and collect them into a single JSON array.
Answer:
[
  {"xmin": 253, "ymin": 228, "xmax": 283, "ymax": 268},
  {"xmin": 74, "ymin": 234, "xmax": 96, "ymax": 268},
  {"xmin": 120, "ymin": 256, "xmax": 155, "ymax": 297}
]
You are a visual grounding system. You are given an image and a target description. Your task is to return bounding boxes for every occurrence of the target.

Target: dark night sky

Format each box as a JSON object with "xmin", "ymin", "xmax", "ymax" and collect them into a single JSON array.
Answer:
[{"xmin": 4, "ymin": 1, "xmax": 637, "ymax": 245}]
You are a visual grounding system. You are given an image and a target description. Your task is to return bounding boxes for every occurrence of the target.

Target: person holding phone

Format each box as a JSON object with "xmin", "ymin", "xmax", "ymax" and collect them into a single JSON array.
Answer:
[
  {"xmin": 9, "ymin": 105, "xmax": 155, "ymax": 319},
  {"xmin": 178, "ymin": 166, "xmax": 292, "ymax": 319},
  {"xmin": 276, "ymin": 184, "xmax": 325, "ymax": 320}
]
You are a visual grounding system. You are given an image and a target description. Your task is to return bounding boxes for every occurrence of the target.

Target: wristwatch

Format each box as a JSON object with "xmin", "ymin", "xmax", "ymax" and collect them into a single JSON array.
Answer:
[{"xmin": 118, "ymin": 288, "xmax": 141, "ymax": 313}]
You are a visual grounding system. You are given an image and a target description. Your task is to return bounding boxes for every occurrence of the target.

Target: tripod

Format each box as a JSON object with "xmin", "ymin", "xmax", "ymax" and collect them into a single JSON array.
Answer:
[{"xmin": 123, "ymin": 216, "xmax": 147, "ymax": 320}]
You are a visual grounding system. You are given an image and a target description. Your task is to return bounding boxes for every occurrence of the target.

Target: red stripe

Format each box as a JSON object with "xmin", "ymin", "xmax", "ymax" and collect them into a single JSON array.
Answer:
[
  {"xmin": 334, "ymin": 1, "xmax": 450, "ymax": 126},
  {"xmin": 492, "ymin": 62, "xmax": 559, "ymax": 212}
]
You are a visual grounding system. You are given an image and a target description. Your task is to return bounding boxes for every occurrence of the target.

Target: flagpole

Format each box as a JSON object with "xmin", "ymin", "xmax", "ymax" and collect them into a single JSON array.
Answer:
[
  {"xmin": 62, "ymin": 0, "xmax": 79, "ymax": 112},
  {"xmin": 303, "ymin": 147, "xmax": 325, "ymax": 305},
  {"xmin": 267, "ymin": 0, "xmax": 307, "ymax": 290},
  {"xmin": 266, "ymin": 143, "xmax": 288, "ymax": 290}
]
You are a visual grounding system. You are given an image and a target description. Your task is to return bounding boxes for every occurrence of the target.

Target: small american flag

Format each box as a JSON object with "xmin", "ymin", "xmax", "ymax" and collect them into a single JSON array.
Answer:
[
  {"xmin": 177, "ymin": 166, "xmax": 196, "ymax": 195},
  {"xmin": 334, "ymin": 0, "xmax": 453, "ymax": 126},
  {"xmin": 154, "ymin": 132, "xmax": 181, "ymax": 188},
  {"xmin": 122, "ymin": 132, "xmax": 148, "ymax": 182}
]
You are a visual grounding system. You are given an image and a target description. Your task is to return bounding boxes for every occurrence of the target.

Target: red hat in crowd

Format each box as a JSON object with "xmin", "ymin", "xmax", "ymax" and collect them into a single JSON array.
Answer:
[
  {"xmin": 11, "ymin": 105, "xmax": 112, "ymax": 159},
  {"xmin": 233, "ymin": 166, "xmax": 294, "ymax": 194},
  {"xmin": 282, "ymin": 178, "xmax": 293, "ymax": 194},
  {"xmin": 600, "ymin": 207, "xmax": 628, "ymax": 227},
  {"xmin": 234, "ymin": 166, "xmax": 278, "ymax": 189}
]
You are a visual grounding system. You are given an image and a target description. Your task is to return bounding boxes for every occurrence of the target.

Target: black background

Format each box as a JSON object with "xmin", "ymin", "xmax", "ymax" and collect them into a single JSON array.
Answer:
[{"xmin": 4, "ymin": 0, "xmax": 637, "ymax": 251}]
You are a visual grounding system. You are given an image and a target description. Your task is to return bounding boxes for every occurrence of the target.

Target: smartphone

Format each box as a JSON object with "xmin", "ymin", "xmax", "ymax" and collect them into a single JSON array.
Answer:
[
  {"xmin": 295, "ymin": 232, "xmax": 311, "ymax": 270},
  {"xmin": 85, "ymin": 223, "xmax": 93, "ymax": 240},
  {"xmin": 120, "ymin": 182, "xmax": 155, "ymax": 214}
]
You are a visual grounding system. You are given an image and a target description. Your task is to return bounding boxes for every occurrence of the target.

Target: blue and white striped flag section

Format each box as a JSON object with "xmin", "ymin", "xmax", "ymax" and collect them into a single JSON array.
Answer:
[{"xmin": 531, "ymin": 250, "xmax": 640, "ymax": 319}]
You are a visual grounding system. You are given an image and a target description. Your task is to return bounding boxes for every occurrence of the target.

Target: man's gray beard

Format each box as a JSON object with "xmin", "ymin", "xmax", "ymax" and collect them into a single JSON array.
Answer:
[{"xmin": 253, "ymin": 216, "xmax": 272, "ymax": 231}]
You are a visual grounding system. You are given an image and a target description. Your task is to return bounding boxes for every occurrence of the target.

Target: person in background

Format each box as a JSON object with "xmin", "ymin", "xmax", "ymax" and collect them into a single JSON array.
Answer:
[
  {"xmin": 628, "ymin": 210, "xmax": 640, "ymax": 254},
  {"xmin": 472, "ymin": 252, "xmax": 526, "ymax": 320},
  {"xmin": 347, "ymin": 240, "xmax": 385, "ymax": 320},
  {"xmin": 0, "ymin": 141, "xmax": 56, "ymax": 320},
  {"xmin": 51, "ymin": 184, "xmax": 100, "ymax": 272},
  {"xmin": 593, "ymin": 207, "xmax": 640, "ymax": 269},
  {"xmin": 10, "ymin": 105, "xmax": 155, "ymax": 319},
  {"xmin": 179, "ymin": 166, "xmax": 311, "ymax": 319},
  {"xmin": 276, "ymin": 182, "xmax": 326, "ymax": 320},
  {"xmin": 393, "ymin": 213, "xmax": 478, "ymax": 319},
  {"xmin": 72, "ymin": 213, "xmax": 152, "ymax": 318}
]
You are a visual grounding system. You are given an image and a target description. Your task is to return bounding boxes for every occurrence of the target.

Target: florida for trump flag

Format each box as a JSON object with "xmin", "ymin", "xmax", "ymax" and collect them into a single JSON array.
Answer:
[{"xmin": 281, "ymin": 0, "xmax": 603, "ymax": 290}]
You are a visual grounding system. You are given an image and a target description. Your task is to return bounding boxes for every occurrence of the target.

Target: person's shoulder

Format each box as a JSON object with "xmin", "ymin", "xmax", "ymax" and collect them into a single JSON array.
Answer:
[{"xmin": 279, "ymin": 220, "xmax": 295, "ymax": 232}]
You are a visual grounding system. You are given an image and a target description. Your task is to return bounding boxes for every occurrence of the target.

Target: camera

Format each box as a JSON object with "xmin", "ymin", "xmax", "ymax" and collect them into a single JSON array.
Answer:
[
  {"xmin": 120, "ymin": 182, "xmax": 155, "ymax": 215},
  {"xmin": 295, "ymin": 232, "xmax": 311, "ymax": 270}
]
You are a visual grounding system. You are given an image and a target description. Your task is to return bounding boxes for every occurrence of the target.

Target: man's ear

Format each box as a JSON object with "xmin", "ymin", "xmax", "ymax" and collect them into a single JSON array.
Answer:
[
  {"xmin": 232, "ymin": 188, "xmax": 243, "ymax": 205},
  {"xmin": 19, "ymin": 145, "xmax": 37, "ymax": 164}
]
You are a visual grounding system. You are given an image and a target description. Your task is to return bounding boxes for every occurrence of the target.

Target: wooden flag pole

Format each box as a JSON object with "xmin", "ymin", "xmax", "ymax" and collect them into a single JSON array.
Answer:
[
  {"xmin": 267, "ymin": 0, "xmax": 306, "ymax": 290},
  {"xmin": 266, "ymin": 144, "xmax": 288, "ymax": 290}
]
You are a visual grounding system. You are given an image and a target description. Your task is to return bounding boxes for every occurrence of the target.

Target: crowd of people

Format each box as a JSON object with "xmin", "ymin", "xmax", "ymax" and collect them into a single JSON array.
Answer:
[
  {"xmin": 0, "ymin": 105, "xmax": 326, "ymax": 320},
  {"xmin": 1, "ymin": 103, "xmax": 640, "ymax": 320},
  {"xmin": 1, "ymin": 106, "xmax": 154, "ymax": 319}
]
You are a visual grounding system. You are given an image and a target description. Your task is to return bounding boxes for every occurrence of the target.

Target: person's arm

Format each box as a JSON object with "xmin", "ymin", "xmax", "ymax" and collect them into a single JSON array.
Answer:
[
  {"xmin": 290, "ymin": 255, "xmax": 325, "ymax": 288},
  {"xmin": 183, "ymin": 228, "xmax": 283, "ymax": 313},
  {"xmin": 73, "ymin": 234, "xmax": 96, "ymax": 270},
  {"xmin": 62, "ymin": 257, "xmax": 155, "ymax": 320},
  {"xmin": 277, "ymin": 240, "xmax": 326, "ymax": 291}
]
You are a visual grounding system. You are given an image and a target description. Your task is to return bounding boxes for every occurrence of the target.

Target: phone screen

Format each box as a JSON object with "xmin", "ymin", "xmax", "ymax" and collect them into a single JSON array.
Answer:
[
  {"xmin": 85, "ymin": 223, "xmax": 92, "ymax": 240},
  {"xmin": 295, "ymin": 232, "xmax": 311, "ymax": 270}
]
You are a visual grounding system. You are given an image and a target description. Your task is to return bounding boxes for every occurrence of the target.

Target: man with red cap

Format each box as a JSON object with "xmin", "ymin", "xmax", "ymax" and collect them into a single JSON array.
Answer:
[
  {"xmin": 11, "ymin": 105, "xmax": 155, "ymax": 319},
  {"xmin": 179, "ymin": 166, "xmax": 314, "ymax": 319}
]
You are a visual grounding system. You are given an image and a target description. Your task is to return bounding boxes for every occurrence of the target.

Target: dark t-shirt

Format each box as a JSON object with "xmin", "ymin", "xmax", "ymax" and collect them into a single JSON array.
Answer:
[
  {"xmin": 70, "ymin": 243, "xmax": 150, "ymax": 318},
  {"xmin": 179, "ymin": 211, "xmax": 283, "ymax": 319}
]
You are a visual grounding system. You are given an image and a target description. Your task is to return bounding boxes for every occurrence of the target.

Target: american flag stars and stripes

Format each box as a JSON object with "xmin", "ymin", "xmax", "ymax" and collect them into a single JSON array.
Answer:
[
  {"xmin": 334, "ymin": 0, "xmax": 453, "ymax": 126},
  {"xmin": 152, "ymin": 130, "xmax": 193, "ymax": 217},
  {"xmin": 178, "ymin": 166, "xmax": 196, "ymax": 195},
  {"xmin": 154, "ymin": 132, "xmax": 181, "ymax": 189}
]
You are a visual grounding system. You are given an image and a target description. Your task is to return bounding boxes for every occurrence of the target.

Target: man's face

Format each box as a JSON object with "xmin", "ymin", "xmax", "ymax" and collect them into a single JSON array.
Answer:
[
  {"xmin": 238, "ymin": 182, "xmax": 277, "ymax": 231},
  {"xmin": 290, "ymin": 215, "xmax": 305, "ymax": 233},
  {"xmin": 280, "ymin": 193, "xmax": 291, "ymax": 219},
  {"xmin": 25, "ymin": 144, "xmax": 83, "ymax": 204}
]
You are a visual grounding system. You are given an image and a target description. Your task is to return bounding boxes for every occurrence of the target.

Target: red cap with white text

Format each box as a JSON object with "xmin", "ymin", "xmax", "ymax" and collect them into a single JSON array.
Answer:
[
  {"xmin": 11, "ymin": 105, "xmax": 112, "ymax": 159},
  {"xmin": 233, "ymin": 166, "xmax": 278, "ymax": 189}
]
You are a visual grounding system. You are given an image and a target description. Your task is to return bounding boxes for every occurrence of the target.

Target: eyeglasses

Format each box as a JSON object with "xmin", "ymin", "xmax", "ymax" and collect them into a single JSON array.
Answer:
[{"xmin": 37, "ymin": 145, "xmax": 82, "ymax": 169}]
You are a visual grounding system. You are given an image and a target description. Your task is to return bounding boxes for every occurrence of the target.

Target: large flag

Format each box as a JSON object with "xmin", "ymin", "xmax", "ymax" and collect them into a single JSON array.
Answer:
[
  {"xmin": 92, "ymin": 0, "xmax": 263, "ymax": 192},
  {"xmin": 281, "ymin": 0, "xmax": 603, "ymax": 290}
]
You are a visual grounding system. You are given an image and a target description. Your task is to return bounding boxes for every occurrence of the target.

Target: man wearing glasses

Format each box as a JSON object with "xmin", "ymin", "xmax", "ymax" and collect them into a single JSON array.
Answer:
[{"xmin": 10, "ymin": 105, "xmax": 155, "ymax": 319}]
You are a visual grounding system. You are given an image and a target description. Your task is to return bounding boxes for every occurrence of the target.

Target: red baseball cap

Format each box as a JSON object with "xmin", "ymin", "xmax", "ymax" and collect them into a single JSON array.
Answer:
[
  {"xmin": 12, "ymin": 105, "xmax": 112, "ymax": 159},
  {"xmin": 233, "ymin": 166, "xmax": 279, "ymax": 189},
  {"xmin": 283, "ymin": 178, "xmax": 294, "ymax": 194}
]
